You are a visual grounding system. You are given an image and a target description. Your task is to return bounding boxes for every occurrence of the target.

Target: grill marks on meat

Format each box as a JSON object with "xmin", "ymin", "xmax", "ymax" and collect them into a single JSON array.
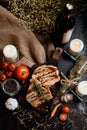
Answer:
[
  {"xmin": 26, "ymin": 83, "xmax": 53, "ymax": 107},
  {"xmin": 32, "ymin": 65, "xmax": 59, "ymax": 87},
  {"xmin": 32, "ymin": 65, "xmax": 58, "ymax": 79},
  {"xmin": 26, "ymin": 65, "xmax": 60, "ymax": 108}
]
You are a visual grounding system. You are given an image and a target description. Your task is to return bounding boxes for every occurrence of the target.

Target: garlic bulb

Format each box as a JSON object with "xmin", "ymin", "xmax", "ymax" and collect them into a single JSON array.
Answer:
[
  {"xmin": 5, "ymin": 98, "xmax": 18, "ymax": 110},
  {"xmin": 60, "ymin": 94, "xmax": 73, "ymax": 103}
]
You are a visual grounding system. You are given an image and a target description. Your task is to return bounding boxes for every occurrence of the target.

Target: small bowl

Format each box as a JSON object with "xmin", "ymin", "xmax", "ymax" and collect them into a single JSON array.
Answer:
[{"xmin": 2, "ymin": 78, "xmax": 21, "ymax": 96}]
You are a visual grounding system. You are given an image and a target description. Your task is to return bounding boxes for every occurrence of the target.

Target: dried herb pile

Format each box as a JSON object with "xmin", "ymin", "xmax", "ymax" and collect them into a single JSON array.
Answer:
[{"xmin": 8, "ymin": 0, "xmax": 86, "ymax": 34}]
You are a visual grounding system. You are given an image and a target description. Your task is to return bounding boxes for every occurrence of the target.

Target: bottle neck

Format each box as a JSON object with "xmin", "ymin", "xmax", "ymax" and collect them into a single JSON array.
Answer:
[
  {"xmin": 67, "ymin": 13, "xmax": 73, "ymax": 18},
  {"xmin": 63, "ymin": 3, "xmax": 74, "ymax": 18},
  {"xmin": 63, "ymin": 10, "xmax": 73, "ymax": 18}
]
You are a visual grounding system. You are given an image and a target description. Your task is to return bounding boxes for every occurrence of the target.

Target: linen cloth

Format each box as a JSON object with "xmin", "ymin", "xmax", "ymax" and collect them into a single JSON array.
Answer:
[{"xmin": 0, "ymin": 6, "xmax": 55, "ymax": 67}]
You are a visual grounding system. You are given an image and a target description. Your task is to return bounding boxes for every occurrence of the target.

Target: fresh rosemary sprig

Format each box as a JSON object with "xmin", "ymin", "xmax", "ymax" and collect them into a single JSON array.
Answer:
[
  {"xmin": 34, "ymin": 81, "xmax": 49, "ymax": 101},
  {"xmin": 34, "ymin": 81, "xmax": 44, "ymax": 96}
]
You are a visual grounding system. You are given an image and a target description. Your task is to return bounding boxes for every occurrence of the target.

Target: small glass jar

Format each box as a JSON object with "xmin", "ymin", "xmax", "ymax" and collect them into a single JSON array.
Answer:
[{"xmin": 2, "ymin": 78, "xmax": 21, "ymax": 97}]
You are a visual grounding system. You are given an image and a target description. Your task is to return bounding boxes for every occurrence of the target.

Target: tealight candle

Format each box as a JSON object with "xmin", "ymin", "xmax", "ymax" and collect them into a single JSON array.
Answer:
[
  {"xmin": 3, "ymin": 45, "xmax": 18, "ymax": 63},
  {"xmin": 76, "ymin": 81, "xmax": 87, "ymax": 96},
  {"xmin": 68, "ymin": 39, "xmax": 84, "ymax": 55}
]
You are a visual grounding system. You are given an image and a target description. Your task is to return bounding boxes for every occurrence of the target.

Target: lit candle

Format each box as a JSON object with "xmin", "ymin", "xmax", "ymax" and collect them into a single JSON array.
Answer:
[
  {"xmin": 3, "ymin": 45, "xmax": 18, "ymax": 63},
  {"xmin": 76, "ymin": 81, "xmax": 87, "ymax": 96},
  {"xmin": 68, "ymin": 39, "xmax": 84, "ymax": 55}
]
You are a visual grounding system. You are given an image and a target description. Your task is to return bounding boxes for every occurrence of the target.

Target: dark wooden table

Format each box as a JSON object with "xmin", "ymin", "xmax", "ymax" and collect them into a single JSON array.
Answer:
[{"xmin": 0, "ymin": 9, "xmax": 87, "ymax": 130}]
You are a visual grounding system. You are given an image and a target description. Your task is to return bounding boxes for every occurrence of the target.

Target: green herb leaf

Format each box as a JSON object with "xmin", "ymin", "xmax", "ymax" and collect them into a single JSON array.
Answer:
[
  {"xmin": 43, "ymin": 96, "xmax": 49, "ymax": 101},
  {"xmin": 34, "ymin": 82, "xmax": 44, "ymax": 96}
]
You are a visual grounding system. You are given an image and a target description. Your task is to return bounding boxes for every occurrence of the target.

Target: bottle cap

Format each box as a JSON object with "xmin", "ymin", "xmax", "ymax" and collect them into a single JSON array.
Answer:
[
  {"xmin": 64, "ymin": 3, "xmax": 74, "ymax": 13},
  {"xmin": 66, "ymin": 3, "xmax": 73, "ymax": 10}
]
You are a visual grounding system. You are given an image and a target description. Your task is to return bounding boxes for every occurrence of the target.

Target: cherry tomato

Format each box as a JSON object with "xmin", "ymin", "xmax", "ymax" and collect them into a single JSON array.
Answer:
[
  {"xmin": 0, "ymin": 73, "xmax": 6, "ymax": 81},
  {"xmin": 14, "ymin": 65, "xmax": 30, "ymax": 80},
  {"xmin": 6, "ymin": 71, "xmax": 13, "ymax": 78},
  {"xmin": 62, "ymin": 105, "xmax": 70, "ymax": 114},
  {"xmin": 1, "ymin": 62, "xmax": 9, "ymax": 69},
  {"xmin": 59, "ymin": 113, "xmax": 68, "ymax": 121},
  {"xmin": 7, "ymin": 63, "xmax": 16, "ymax": 71}
]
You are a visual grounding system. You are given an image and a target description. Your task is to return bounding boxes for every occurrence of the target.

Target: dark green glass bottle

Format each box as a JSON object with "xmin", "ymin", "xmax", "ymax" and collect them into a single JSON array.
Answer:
[{"xmin": 52, "ymin": 3, "xmax": 75, "ymax": 47}]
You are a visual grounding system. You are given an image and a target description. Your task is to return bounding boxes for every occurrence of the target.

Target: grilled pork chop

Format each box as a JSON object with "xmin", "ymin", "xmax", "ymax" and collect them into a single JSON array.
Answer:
[{"xmin": 26, "ymin": 65, "xmax": 60, "ymax": 108}]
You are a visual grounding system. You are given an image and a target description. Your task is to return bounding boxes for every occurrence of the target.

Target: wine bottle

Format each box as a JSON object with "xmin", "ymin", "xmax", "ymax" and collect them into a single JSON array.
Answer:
[{"xmin": 52, "ymin": 3, "xmax": 75, "ymax": 47}]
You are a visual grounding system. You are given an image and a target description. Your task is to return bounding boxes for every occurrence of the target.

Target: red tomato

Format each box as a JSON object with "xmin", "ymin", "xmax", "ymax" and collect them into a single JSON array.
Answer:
[
  {"xmin": 1, "ymin": 61, "xmax": 9, "ymax": 69},
  {"xmin": 14, "ymin": 65, "xmax": 30, "ymax": 80},
  {"xmin": 0, "ymin": 73, "xmax": 6, "ymax": 81},
  {"xmin": 62, "ymin": 105, "xmax": 70, "ymax": 114},
  {"xmin": 6, "ymin": 71, "xmax": 13, "ymax": 78},
  {"xmin": 59, "ymin": 113, "xmax": 67, "ymax": 121},
  {"xmin": 7, "ymin": 63, "xmax": 16, "ymax": 71}
]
